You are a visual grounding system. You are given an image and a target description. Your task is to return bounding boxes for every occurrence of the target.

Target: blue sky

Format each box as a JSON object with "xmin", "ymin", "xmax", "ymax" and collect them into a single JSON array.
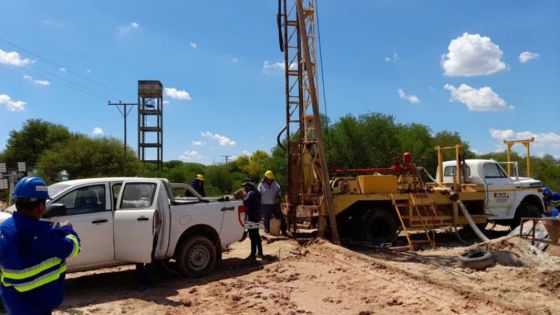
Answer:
[{"xmin": 0, "ymin": 0, "xmax": 559, "ymax": 165}]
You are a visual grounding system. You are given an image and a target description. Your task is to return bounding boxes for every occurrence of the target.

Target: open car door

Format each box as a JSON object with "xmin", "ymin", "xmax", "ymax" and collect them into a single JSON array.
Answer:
[{"xmin": 114, "ymin": 179, "xmax": 160, "ymax": 263}]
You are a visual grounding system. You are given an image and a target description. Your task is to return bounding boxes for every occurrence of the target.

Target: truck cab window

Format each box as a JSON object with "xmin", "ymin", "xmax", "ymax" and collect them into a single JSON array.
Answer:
[
  {"xmin": 120, "ymin": 183, "xmax": 156, "ymax": 209},
  {"xmin": 56, "ymin": 185, "xmax": 106, "ymax": 215},
  {"xmin": 483, "ymin": 163, "xmax": 507, "ymax": 178},
  {"xmin": 443, "ymin": 165, "xmax": 471, "ymax": 177}
]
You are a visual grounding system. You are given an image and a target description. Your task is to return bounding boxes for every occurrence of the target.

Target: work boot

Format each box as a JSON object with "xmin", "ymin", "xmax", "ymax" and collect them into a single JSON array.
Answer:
[{"xmin": 245, "ymin": 254, "xmax": 256, "ymax": 261}]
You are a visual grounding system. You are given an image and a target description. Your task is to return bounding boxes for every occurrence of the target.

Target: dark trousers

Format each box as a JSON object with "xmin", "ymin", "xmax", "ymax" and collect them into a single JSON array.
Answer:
[
  {"xmin": 248, "ymin": 228, "xmax": 263, "ymax": 256},
  {"xmin": 135, "ymin": 263, "xmax": 154, "ymax": 289},
  {"xmin": 262, "ymin": 204, "xmax": 287, "ymax": 234}
]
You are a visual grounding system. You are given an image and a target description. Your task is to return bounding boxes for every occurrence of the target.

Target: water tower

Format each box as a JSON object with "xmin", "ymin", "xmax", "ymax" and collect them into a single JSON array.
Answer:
[{"xmin": 137, "ymin": 80, "xmax": 163, "ymax": 171}]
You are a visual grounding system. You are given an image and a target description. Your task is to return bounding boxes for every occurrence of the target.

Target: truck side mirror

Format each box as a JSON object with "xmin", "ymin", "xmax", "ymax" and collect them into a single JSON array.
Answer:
[{"xmin": 43, "ymin": 203, "xmax": 67, "ymax": 218}]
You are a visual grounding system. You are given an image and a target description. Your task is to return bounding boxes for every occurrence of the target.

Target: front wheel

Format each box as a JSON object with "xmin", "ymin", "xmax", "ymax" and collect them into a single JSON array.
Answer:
[
  {"xmin": 510, "ymin": 203, "xmax": 541, "ymax": 229},
  {"xmin": 176, "ymin": 236, "xmax": 217, "ymax": 277}
]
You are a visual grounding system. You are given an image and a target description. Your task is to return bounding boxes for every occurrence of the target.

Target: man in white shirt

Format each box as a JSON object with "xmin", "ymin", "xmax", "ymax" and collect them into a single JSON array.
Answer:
[{"xmin": 257, "ymin": 170, "xmax": 287, "ymax": 235}]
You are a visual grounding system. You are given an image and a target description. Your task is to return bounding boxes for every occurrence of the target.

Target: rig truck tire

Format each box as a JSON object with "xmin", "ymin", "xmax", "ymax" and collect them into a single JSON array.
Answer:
[
  {"xmin": 510, "ymin": 203, "xmax": 541, "ymax": 229},
  {"xmin": 361, "ymin": 207, "xmax": 398, "ymax": 245}
]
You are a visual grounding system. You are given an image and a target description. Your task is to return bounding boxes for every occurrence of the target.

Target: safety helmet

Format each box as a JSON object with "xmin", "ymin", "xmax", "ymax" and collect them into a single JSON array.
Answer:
[
  {"xmin": 264, "ymin": 170, "xmax": 274, "ymax": 180},
  {"xmin": 241, "ymin": 179, "xmax": 255, "ymax": 187},
  {"xmin": 195, "ymin": 174, "xmax": 205, "ymax": 181},
  {"xmin": 543, "ymin": 187, "xmax": 551, "ymax": 196},
  {"xmin": 12, "ymin": 176, "xmax": 50, "ymax": 201}
]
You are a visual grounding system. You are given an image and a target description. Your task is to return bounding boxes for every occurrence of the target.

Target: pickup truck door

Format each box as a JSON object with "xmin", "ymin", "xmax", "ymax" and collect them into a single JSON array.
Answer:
[
  {"xmin": 114, "ymin": 180, "xmax": 159, "ymax": 263},
  {"xmin": 219, "ymin": 199, "xmax": 244, "ymax": 244},
  {"xmin": 482, "ymin": 162, "xmax": 516, "ymax": 216},
  {"xmin": 47, "ymin": 183, "xmax": 114, "ymax": 269}
]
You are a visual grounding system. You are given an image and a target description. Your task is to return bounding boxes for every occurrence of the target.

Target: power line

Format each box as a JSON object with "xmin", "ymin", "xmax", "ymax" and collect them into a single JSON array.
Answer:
[
  {"xmin": 0, "ymin": 36, "xmax": 132, "ymax": 99},
  {"xmin": 16, "ymin": 66, "xmax": 111, "ymax": 101}
]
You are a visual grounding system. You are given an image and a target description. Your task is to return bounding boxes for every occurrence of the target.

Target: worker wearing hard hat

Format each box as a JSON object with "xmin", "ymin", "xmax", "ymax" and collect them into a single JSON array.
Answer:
[
  {"xmin": 542, "ymin": 187, "xmax": 560, "ymax": 217},
  {"xmin": 185, "ymin": 174, "xmax": 206, "ymax": 197},
  {"xmin": 0, "ymin": 176, "xmax": 81, "ymax": 314},
  {"xmin": 258, "ymin": 170, "xmax": 287, "ymax": 235}
]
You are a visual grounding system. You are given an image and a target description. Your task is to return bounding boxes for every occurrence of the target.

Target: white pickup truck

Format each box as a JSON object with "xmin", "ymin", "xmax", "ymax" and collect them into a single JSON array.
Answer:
[
  {"xmin": 0, "ymin": 177, "xmax": 246, "ymax": 277},
  {"xmin": 439, "ymin": 159, "xmax": 544, "ymax": 226}
]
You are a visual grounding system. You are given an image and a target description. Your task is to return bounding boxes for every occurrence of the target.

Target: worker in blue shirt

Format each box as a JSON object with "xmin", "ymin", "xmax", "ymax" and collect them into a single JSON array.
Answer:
[
  {"xmin": 543, "ymin": 187, "xmax": 560, "ymax": 217},
  {"xmin": 0, "ymin": 177, "xmax": 81, "ymax": 314},
  {"xmin": 242, "ymin": 179, "xmax": 264, "ymax": 260}
]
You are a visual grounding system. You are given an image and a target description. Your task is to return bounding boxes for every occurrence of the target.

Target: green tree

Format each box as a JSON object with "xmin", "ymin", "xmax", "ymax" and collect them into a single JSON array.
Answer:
[
  {"xmin": 231, "ymin": 150, "xmax": 269, "ymax": 180},
  {"xmin": 396, "ymin": 123, "xmax": 435, "ymax": 171},
  {"xmin": 533, "ymin": 154, "xmax": 560, "ymax": 191},
  {"xmin": 36, "ymin": 136, "xmax": 142, "ymax": 182},
  {"xmin": 205, "ymin": 164, "xmax": 234, "ymax": 194},
  {"xmin": 2, "ymin": 119, "xmax": 73, "ymax": 168}
]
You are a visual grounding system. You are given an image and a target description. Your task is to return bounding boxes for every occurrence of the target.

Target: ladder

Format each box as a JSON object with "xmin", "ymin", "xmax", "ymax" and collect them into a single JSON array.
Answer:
[{"xmin": 391, "ymin": 194, "xmax": 436, "ymax": 250}]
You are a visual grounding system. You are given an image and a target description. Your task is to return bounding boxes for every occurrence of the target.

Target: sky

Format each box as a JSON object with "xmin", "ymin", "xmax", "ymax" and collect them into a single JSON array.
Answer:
[{"xmin": 0, "ymin": 0, "xmax": 559, "ymax": 166}]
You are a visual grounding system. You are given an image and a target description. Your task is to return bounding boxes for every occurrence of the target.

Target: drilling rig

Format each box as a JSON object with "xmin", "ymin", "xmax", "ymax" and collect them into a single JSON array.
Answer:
[{"xmin": 276, "ymin": 0, "xmax": 489, "ymax": 250}]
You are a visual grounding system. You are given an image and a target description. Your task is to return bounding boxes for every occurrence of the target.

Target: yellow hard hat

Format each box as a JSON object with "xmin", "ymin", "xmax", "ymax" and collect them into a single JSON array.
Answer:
[
  {"xmin": 196, "ymin": 174, "xmax": 205, "ymax": 181},
  {"xmin": 264, "ymin": 170, "xmax": 274, "ymax": 179}
]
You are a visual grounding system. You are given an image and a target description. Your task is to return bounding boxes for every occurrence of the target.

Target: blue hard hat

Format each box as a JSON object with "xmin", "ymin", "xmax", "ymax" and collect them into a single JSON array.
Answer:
[
  {"xmin": 542, "ymin": 187, "xmax": 551, "ymax": 195},
  {"xmin": 12, "ymin": 176, "xmax": 50, "ymax": 200}
]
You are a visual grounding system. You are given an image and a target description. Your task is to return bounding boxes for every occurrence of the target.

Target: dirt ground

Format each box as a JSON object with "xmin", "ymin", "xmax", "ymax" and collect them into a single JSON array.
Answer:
[{"xmin": 47, "ymin": 229, "xmax": 560, "ymax": 315}]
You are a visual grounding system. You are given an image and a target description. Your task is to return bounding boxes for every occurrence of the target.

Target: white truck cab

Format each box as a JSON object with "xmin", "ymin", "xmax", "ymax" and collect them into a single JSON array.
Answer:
[{"xmin": 438, "ymin": 159, "xmax": 544, "ymax": 225}]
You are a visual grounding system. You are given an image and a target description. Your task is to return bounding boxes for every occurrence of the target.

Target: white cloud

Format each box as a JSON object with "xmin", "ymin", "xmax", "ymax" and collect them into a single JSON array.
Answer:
[
  {"xmin": 489, "ymin": 128, "xmax": 515, "ymax": 140},
  {"xmin": 231, "ymin": 58, "xmax": 239, "ymax": 63},
  {"xmin": 179, "ymin": 150, "xmax": 202, "ymax": 161},
  {"xmin": 92, "ymin": 127, "xmax": 104, "ymax": 136},
  {"xmin": 384, "ymin": 52, "xmax": 400, "ymax": 63},
  {"xmin": 117, "ymin": 22, "xmax": 139, "ymax": 35},
  {"xmin": 441, "ymin": 33, "xmax": 507, "ymax": 77},
  {"xmin": 397, "ymin": 88, "xmax": 420, "ymax": 104},
  {"xmin": 201, "ymin": 131, "xmax": 236, "ymax": 146},
  {"xmin": 190, "ymin": 42, "xmax": 197, "ymax": 49},
  {"xmin": 519, "ymin": 51, "xmax": 539, "ymax": 63},
  {"xmin": 59, "ymin": 67, "xmax": 67, "ymax": 72},
  {"xmin": 0, "ymin": 49, "xmax": 32, "ymax": 67},
  {"xmin": 163, "ymin": 100, "xmax": 170, "ymax": 105},
  {"xmin": 444, "ymin": 83, "xmax": 509, "ymax": 112},
  {"xmin": 192, "ymin": 141, "xmax": 205, "ymax": 146},
  {"xmin": 164, "ymin": 87, "xmax": 191, "ymax": 101},
  {"xmin": 263, "ymin": 60, "xmax": 295, "ymax": 73},
  {"xmin": 23, "ymin": 75, "xmax": 50, "ymax": 86},
  {"xmin": 489, "ymin": 128, "xmax": 560, "ymax": 157},
  {"xmin": 0, "ymin": 94, "xmax": 26, "ymax": 111}
]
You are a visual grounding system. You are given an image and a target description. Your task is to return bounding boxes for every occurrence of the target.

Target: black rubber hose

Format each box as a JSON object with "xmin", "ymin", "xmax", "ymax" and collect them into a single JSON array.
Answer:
[{"xmin": 277, "ymin": 0, "xmax": 284, "ymax": 52}]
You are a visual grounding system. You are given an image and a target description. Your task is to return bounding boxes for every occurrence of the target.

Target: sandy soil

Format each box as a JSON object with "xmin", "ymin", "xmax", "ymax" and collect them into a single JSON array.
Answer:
[{"xmin": 49, "ymin": 231, "xmax": 560, "ymax": 315}]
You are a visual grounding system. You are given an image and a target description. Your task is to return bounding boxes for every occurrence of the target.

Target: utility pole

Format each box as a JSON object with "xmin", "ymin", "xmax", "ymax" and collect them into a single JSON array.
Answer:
[
  {"xmin": 223, "ymin": 155, "xmax": 231, "ymax": 165},
  {"xmin": 108, "ymin": 101, "xmax": 138, "ymax": 176}
]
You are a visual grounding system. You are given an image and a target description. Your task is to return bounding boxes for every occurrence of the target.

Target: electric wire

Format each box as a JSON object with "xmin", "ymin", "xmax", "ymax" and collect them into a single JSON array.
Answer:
[
  {"xmin": 17, "ymin": 65, "xmax": 114, "ymax": 101},
  {"xmin": 15, "ymin": 66, "xmax": 107, "ymax": 101},
  {"xmin": 0, "ymin": 36, "xmax": 132, "ymax": 99}
]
